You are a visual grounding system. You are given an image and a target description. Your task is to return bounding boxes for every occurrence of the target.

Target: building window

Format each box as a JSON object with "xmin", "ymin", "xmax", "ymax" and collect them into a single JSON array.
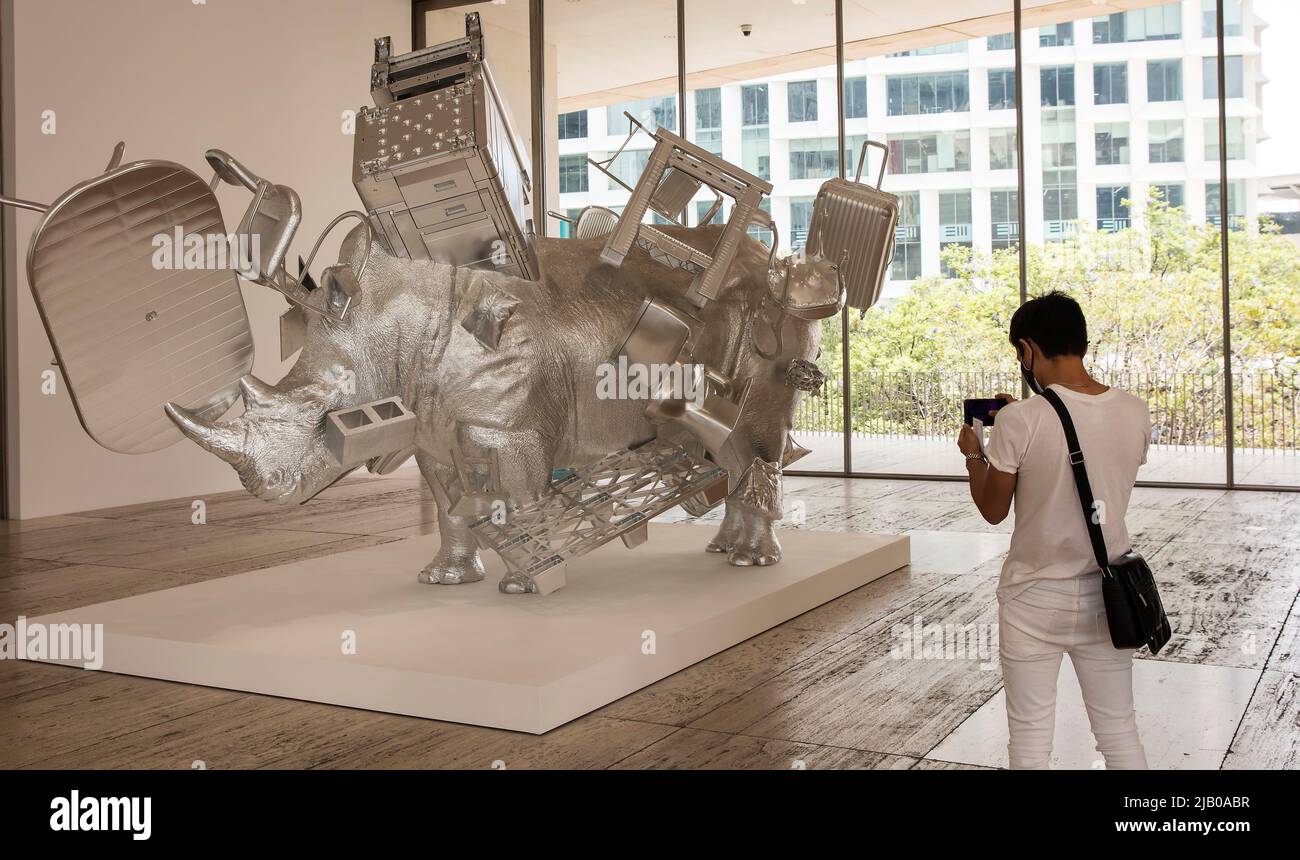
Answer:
[
  {"xmin": 1203, "ymin": 0, "xmax": 1243, "ymax": 38},
  {"xmin": 789, "ymin": 138, "xmax": 840, "ymax": 181},
  {"xmin": 1096, "ymin": 186, "xmax": 1131, "ymax": 232},
  {"xmin": 742, "ymin": 127, "xmax": 770, "ymax": 180},
  {"xmin": 694, "ymin": 87, "xmax": 723, "ymax": 155},
  {"xmin": 607, "ymin": 96, "xmax": 676, "ymax": 134},
  {"xmin": 1043, "ymin": 176, "xmax": 1078, "ymax": 239},
  {"xmin": 844, "ymin": 76, "xmax": 868, "ymax": 118},
  {"xmin": 1039, "ymin": 23, "xmax": 1074, "ymax": 47},
  {"xmin": 747, "ymin": 198, "xmax": 773, "ymax": 245},
  {"xmin": 742, "ymin": 84, "xmax": 769, "ymax": 127},
  {"xmin": 989, "ymin": 128, "xmax": 1017, "ymax": 170},
  {"xmin": 990, "ymin": 189, "xmax": 1019, "ymax": 250},
  {"xmin": 938, "ymin": 191, "xmax": 972, "ymax": 277},
  {"xmin": 1206, "ymin": 180, "xmax": 1245, "ymax": 228},
  {"xmin": 1203, "ymin": 56, "xmax": 1244, "ymax": 99},
  {"xmin": 1093, "ymin": 2, "xmax": 1182, "ymax": 43},
  {"xmin": 787, "ymin": 80, "xmax": 818, "ymax": 123},
  {"xmin": 790, "ymin": 197, "xmax": 815, "ymax": 250},
  {"xmin": 1041, "ymin": 108, "xmax": 1077, "ymax": 170},
  {"xmin": 1147, "ymin": 59, "xmax": 1183, "ymax": 102},
  {"xmin": 1040, "ymin": 66, "xmax": 1075, "ymax": 107},
  {"xmin": 695, "ymin": 199, "xmax": 723, "ymax": 226},
  {"xmin": 890, "ymin": 42, "xmax": 967, "ymax": 57},
  {"xmin": 887, "ymin": 131, "xmax": 972, "ymax": 174},
  {"xmin": 891, "ymin": 192, "xmax": 922, "ymax": 280},
  {"xmin": 1150, "ymin": 183, "xmax": 1184, "ymax": 208},
  {"xmin": 609, "ymin": 149, "xmax": 649, "ymax": 189},
  {"xmin": 1205, "ymin": 117, "xmax": 1246, "ymax": 161},
  {"xmin": 1148, "ymin": 119, "xmax": 1184, "ymax": 163},
  {"xmin": 988, "ymin": 68, "xmax": 1016, "ymax": 110},
  {"xmin": 559, "ymin": 154, "xmax": 588, "ymax": 193},
  {"xmin": 886, "ymin": 72, "xmax": 970, "ymax": 115},
  {"xmin": 1094, "ymin": 122, "xmax": 1130, "ymax": 165},
  {"xmin": 558, "ymin": 111, "xmax": 588, "ymax": 140},
  {"xmin": 987, "ymin": 33, "xmax": 1014, "ymax": 51},
  {"xmin": 1093, "ymin": 63, "xmax": 1128, "ymax": 105}
]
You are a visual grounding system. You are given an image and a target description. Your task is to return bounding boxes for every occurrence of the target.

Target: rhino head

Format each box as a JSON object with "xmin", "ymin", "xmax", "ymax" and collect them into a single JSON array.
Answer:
[{"xmin": 165, "ymin": 373, "xmax": 356, "ymax": 504}]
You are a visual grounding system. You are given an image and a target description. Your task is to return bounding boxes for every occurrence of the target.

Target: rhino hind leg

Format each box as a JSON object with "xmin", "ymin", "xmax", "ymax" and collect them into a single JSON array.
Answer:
[{"xmin": 415, "ymin": 453, "xmax": 486, "ymax": 586}]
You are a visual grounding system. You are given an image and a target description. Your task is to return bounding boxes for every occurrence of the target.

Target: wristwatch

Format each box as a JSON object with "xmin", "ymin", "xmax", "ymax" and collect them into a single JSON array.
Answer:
[{"xmin": 964, "ymin": 451, "xmax": 986, "ymax": 462}]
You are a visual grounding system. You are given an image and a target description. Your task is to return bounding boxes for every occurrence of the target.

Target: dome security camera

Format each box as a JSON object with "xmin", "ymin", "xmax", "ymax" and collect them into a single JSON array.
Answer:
[{"xmin": 740, "ymin": 24, "xmax": 753, "ymax": 37}]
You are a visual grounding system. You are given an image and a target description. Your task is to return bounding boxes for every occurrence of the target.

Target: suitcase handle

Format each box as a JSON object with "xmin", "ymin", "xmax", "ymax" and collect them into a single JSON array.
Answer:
[{"xmin": 853, "ymin": 140, "xmax": 889, "ymax": 189}]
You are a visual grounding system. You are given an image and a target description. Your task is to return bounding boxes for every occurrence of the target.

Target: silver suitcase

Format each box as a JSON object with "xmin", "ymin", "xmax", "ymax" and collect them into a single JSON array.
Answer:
[
  {"xmin": 807, "ymin": 140, "xmax": 898, "ymax": 311},
  {"xmin": 353, "ymin": 13, "xmax": 536, "ymax": 279}
]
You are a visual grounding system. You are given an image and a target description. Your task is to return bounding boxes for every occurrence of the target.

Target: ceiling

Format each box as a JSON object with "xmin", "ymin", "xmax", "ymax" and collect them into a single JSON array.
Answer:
[{"xmin": 426, "ymin": 0, "xmax": 1178, "ymax": 109}]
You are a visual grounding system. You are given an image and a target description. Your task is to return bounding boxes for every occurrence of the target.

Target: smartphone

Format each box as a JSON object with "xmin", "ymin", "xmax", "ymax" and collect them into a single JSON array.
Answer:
[{"xmin": 963, "ymin": 398, "xmax": 1002, "ymax": 427}]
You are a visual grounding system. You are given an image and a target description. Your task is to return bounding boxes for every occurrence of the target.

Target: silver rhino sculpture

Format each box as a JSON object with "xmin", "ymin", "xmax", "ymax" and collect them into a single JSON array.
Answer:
[{"xmin": 164, "ymin": 223, "xmax": 823, "ymax": 593}]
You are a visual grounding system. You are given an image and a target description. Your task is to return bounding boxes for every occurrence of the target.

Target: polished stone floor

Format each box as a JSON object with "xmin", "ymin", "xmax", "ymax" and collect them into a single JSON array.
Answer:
[{"xmin": 1, "ymin": 469, "xmax": 1296, "ymax": 769}]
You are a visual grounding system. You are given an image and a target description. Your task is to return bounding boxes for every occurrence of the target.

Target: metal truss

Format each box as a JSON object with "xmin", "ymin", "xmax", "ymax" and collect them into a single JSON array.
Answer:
[{"xmin": 470, "ymin": 440, "xmax": 727, "ymax": 580}]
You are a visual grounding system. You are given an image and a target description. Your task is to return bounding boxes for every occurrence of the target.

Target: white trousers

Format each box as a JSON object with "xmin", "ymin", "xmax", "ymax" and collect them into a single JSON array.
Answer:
[{"xmin": 998, "ymin": 573, "xmax": 1148, "ymax": 770}]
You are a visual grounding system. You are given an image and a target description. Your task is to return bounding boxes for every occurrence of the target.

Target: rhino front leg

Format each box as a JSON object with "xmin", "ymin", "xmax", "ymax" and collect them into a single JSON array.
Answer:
[
  {"xmin": 725, "ymin": 458, "xmax": 784, "ymax": 567},
  {"xmin": 415, "ymin": 452, "xmax": 486, "ymax": 586}
]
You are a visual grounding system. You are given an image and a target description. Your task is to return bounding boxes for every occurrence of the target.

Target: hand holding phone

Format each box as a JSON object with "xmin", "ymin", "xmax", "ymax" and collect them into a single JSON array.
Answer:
[{"xmin": 963, "ymin": 398, "xmax": 1002, "ymax": 427}]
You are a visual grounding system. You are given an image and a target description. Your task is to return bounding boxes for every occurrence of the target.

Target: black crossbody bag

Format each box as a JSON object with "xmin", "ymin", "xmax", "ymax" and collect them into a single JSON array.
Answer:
[{"xmin": 1040, "ymin": 388, "xmax": 1171, "ymax": 655}]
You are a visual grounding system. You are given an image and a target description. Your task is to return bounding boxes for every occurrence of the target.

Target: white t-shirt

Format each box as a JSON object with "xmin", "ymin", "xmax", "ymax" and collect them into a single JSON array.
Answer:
[{"xmin": 983, "ymin": 384, "xmax": 1152, "ymax": 602}]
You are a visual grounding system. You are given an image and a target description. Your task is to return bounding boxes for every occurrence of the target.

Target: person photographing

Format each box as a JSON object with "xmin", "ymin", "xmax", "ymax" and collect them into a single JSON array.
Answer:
[{"xmin": 956, "ymin": 291, "xmax": 1154, "ymax": 770}]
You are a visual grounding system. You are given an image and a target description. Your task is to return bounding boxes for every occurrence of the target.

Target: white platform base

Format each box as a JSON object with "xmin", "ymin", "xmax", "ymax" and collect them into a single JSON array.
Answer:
[{"xmin": 27, "ymin": 524, "xmax": 908, "ymax": 734}]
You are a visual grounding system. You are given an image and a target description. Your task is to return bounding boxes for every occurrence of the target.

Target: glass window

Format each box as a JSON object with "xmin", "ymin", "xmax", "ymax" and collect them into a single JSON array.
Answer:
[
  {"xmin": 844, "ymin": 76, "xmax": 868, "ymax": 118},
  {"xmin": 990, "ymin": 189, "xmax": 1019, "ymax": 250},
  {"xmin": 558, "ymin": 110, "xmax": 588, "ymax": 140},
  {"xmin": 1039, "ymin": 23, "xmax": 1074, "ymax": 47},
  {"xmin": 607, "ymin": 148, "xmax": 650, "ymax": 189},
  {"xmin": 989, "ymin": 127, "xmax": 1017, "ymax": 170},
  {"xmin": 790, "ymin": 197, "xmax": 815, "ymax": 250},
  {"xmin": 787, "ymin": 80, "xmax": 818, "ymax": 123},
  {"xmin": 694, "ymin": 199, "xmax": 723, "ymax": 226},
  {"xmin": 694, "ymin": 87, "xmax": 723, "ymax": 155},
  {"xmin": 607, "ymin": 95, "xmax": 676, "ymax": 133},
  {"xmin": 886, "ymin": 72, "xmax": 970, "ymax": 115},
  {"xmin": 741, "ymin": 127, "xmax": 770, "ymax": 180},
  {"xmin": 789, "ymin": 137, "xmax": 840, "ymax": 180},
  {"xmin": 1205, "ymin": 116, "xmax": 1246, "ymax": 161},
  {"xmin": 1041, "ymin": 65, "xmax": 1075, "ymax": 107},
  {"xmin": 1096, "ymin": 185, "xmax": 1131, "ymax": 232},
  {"xmin": 559, "ymin": 154, "xmax": 589, "ymax": 194},
  {"xmin": 987, "ymin": 32, "xmax": 1015, "ymax": 51},
  {"xmin": 1093, "ymin": 63, "xmax": 1128, "ymax": 105},
  {"xmin": 988, "ymin": 68, "xmax": 1016, "ymax": 110},
  {"xmin": 890, "ymin": 191, "xmax": 922, "ymax": 280},
  {"xmin": 1206, "ymin": 179, "xmax": 1246, "ymax": 227},
  {"xmin": 886, "ymin": 131, "xmax": 972, "ymax": 174},
  {"xmin": 1149, "ymin": 119, "xmax": 1185, "ymax": 163},
  {"xmin": 1204, "ymin": 56, "xmax": 1244, "ymax": 99},
  {"xmin": 1203, "ymin": 0, "xmax": 1243, "ymax": 38},
  {"xmin": 939, "ymin": 190, "xmax": 972, "ymax": 277},
  {"xmin": 741, "ymin": 84, "xmax": 769, "ymax": 127},
  {"xmin": 1093, "ymin": 2, "xmax": 1182, "ymax": 43},
  {"xmin": 890, "ymin": 42, "xmax": 967, "ymax": 57},
  {"xmin": 1147, "ymin": 59, "xmax": 1183, "ymax": 101},
  {"xmin": 1150, "ymin": 182, "xmax": 1184, "ymax": 208},
  {"xmin": 1095, "ymin": 122, "xmax": 1130, "ymax": 165}
]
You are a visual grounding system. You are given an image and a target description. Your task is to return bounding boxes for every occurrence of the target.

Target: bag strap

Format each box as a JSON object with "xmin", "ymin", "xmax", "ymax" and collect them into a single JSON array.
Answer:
[{"xmin": 1039, "ymin": 388, "xmax": 1111, "ymax": 572}]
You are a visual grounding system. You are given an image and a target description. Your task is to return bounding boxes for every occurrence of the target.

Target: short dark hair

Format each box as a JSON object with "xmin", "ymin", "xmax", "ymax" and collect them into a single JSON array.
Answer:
[{"xmin": 1008, "ymin": 291, "xmax": 1088, "ymax": 358}]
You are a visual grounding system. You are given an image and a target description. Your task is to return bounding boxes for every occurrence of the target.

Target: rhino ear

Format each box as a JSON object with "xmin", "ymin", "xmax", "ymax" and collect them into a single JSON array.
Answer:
[
  {"xmin": 165, "ymin": 403, "xmax": 245, "ymax": 464},
  {"xmin": 238, "ymin": 375, "xmax": 280, "ymax": 410}
]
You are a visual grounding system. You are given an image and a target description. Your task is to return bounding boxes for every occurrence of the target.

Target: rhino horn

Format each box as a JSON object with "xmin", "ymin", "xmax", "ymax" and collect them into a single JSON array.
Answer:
[
  {"xmin": 165, "ymin": 402, "xmax": 245, "ymax": 464},
  {"xmin": 238, "ymin": 374, "xmax": 280, "ymax": 409}
]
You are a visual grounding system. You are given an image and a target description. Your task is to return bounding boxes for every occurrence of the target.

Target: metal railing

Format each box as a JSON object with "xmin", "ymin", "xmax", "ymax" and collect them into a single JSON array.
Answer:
[{"xmin": 793, "ymin": 370, "xmax": 1300, "ymax": 451}]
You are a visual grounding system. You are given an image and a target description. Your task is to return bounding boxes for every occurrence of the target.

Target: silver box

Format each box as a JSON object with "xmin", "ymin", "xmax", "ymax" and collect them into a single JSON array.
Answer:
[
  {"xmin": 325, "ymin": 396, "xmax": 417, "ymax": 467},
  {"xmin": 354, "ymin": 14, "xmax": 535, "ymax": 279},
  {"xmin": 807, "ymin": 140, "xmax": 898, "ymax": 312}
]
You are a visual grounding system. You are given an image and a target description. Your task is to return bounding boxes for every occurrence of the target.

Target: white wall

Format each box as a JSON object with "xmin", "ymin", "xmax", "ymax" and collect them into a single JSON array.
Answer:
[{"xmin": 3, "ymin": 0, "xmax": 409, "ymax": 518}]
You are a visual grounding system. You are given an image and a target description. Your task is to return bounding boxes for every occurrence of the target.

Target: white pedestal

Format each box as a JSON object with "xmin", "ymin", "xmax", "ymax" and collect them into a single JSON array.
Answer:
[{"xmin": 26, "ymin": 524, "xmax": 908, "ymax": 734}]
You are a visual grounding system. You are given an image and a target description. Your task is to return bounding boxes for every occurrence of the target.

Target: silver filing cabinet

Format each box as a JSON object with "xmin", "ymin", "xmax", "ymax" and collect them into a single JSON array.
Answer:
[{"xmin": 353, "ymin": 13, "xmax": 536, "ymax": 279}]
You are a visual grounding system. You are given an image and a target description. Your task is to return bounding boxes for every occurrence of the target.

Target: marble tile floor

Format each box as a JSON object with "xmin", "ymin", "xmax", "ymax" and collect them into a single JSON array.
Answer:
[{"xmin": 0, "ymin": 469, "xmax": 1296, "ymax": 770}]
